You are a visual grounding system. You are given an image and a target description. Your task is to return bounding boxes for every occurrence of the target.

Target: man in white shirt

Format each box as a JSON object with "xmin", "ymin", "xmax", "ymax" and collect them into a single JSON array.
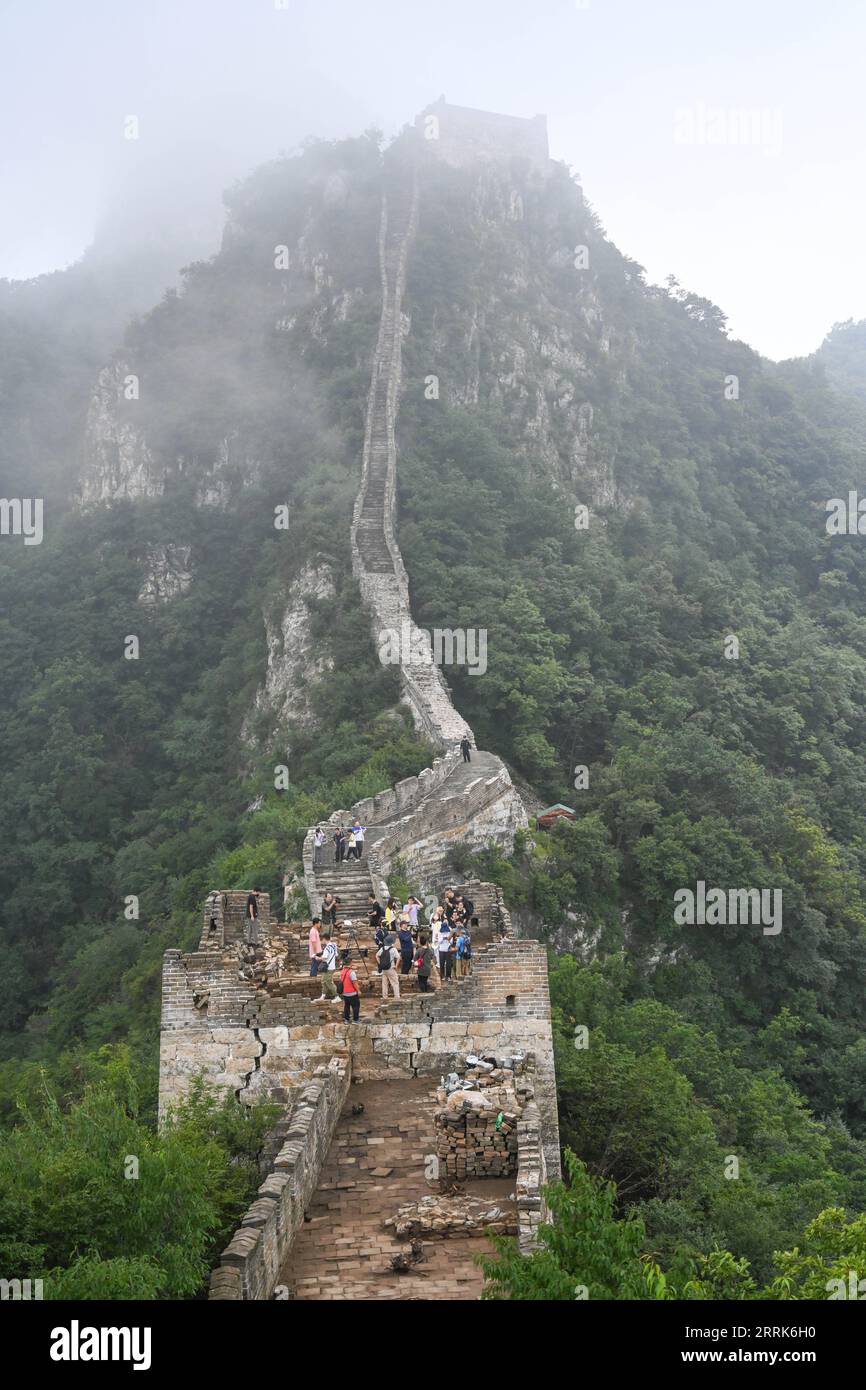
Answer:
[
  {"xmin": 378, "ymin": 934, "xmax": 401, "ymax": 1000},
  {"xmin": 316, "ymin": 932, "xmax": 340, "ymax": 1001}
]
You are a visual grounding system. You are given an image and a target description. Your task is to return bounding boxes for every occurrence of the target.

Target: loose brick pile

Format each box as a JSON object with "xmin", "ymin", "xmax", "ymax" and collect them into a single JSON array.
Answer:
[
  {"xmin": 434, "ymin": 1067, "xmax": 523, "ymax": 1179},
  {"xmin": 385, "ymin": 1193, "xmax": 518, "ymax": 1240}
]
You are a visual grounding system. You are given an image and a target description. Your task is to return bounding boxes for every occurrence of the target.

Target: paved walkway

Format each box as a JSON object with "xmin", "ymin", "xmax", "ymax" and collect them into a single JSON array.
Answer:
[{"xmin": 279, "ymin": 1077, "xmax": 515, "ymax": 1300}]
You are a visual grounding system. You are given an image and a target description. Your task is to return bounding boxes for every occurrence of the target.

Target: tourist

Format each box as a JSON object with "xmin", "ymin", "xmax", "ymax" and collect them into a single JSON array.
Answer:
[
  {"xmin": 378, "ymin": 934, "xmax": 401, "ymax": 1000},
  {"xmin": 315, "ymin": 931, "xmax": 340, "ymax": 1001},
  {"xmin": 308, "ymin": 918, "xmax": 322, "ymax": 976},
  {"xmin": 405, "ymin": 895, "xmax": 421, "ymax": 929},
  {"xmin": 385, "ymin": 896, "xmax": 400, "ymax": 928},
  {"xmin": 314, "ymin": 826, "xmax": 326, "ymax": 866},
  {"xmin": 429, "ymin": 907, "xmax": 444, "ymax": 958},
  {"xmin": 415, "ymin": 934, "xmax": 435, "ymax": 992},
  {"xmin": 352, "ymin": 821, "xmax": 365, "ymax": 859},
  {"xmin": 456, "ymin": 923, "xmax": 471, "ymax": 978},
  {"xmin": 346, "ymin": 826, "xmax": 357, "ymax": 860},
  {"xmin": 338, "ymin": 951, "xmax": 362, "ymax": 1022},
  {"xmin": 438, "ymin": 921, "xmax": 453, "ymax": 981},
  {"xmin": 460, "ymin": 735, "xmax": 472, "ymax": 763},
  {"xmin": 333, "ymin": 825, "xmax": 346, "ymax": 864},
  {"xmin": 373, "ymin": 918, "xmax": 387, "ymax": 969},
  {"xmin": 367, "ymin": 893, "xmax": 385, "ymax": 930},
  {"xmin": 245, "ymin": 888, "xmax": 261, "ymax": 946},
  {"xmin": 322, "ymin": 892, "xmax": 339, "ymax": 928},
  {"xmin": 397, "ymin": 920, "xmax": 415, "ymax": 974},
  {"xmin": 206, "ymin": 889, "xmax": 220, "ymax": 937}
]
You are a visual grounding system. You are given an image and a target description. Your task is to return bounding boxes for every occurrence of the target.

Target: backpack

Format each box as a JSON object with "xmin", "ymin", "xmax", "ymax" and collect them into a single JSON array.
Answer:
[
  {"xmin": 377, "ymin": 944, "xmax": 393, "ymax": 970},
  {"xmin": 462, "ymin": 933, "xmax": 472, "ymax": 959}
]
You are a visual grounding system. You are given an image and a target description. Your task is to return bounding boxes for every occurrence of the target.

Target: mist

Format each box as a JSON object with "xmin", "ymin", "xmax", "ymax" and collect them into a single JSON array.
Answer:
[{"xmin": 2, "ymin": 0, "xmax": 866, "ymax": 358}]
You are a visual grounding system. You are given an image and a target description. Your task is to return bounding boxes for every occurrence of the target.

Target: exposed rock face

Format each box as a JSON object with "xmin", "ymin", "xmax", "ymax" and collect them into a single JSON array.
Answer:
[
  {"xmin": 79, "ymin": 364, "xmax": 162, "ymax": 505},
  {"xmin": 244, "ymin": 560, "xmax": 337, "ymax": 741},
  {"xmin": 138, "ymin": 544, "xmax": 193, "ymax": 606},
  {"xmin": 404, "ymin": 156, "xmax": 630, "ymax": 510}
]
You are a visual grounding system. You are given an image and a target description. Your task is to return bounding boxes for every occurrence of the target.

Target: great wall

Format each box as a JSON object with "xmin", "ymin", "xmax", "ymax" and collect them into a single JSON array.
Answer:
[{"xmin": 157, "ymin": 103, "xmax": 561, "ymax": 1301}]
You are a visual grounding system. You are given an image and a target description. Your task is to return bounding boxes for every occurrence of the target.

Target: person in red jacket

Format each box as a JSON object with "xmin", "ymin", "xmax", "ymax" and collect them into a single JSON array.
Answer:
[{"xmin": 338, "ymin": 951, "xmax": 362, "ymax": 1022}]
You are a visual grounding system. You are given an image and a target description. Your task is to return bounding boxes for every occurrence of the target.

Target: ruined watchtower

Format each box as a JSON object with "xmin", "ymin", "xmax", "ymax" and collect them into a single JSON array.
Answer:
[{"xmin": 415, "ymin": 97, "xmax": 550, "ymax": 171}]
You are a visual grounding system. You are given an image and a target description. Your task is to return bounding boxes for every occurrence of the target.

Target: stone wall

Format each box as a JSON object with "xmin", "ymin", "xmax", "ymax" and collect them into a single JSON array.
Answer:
[
  {"xmin": 198, "ymin": 890, "xmax": 271, "ymax": 951},
  {"xmin": 159, "ymin": 933, "xmax": 560, "ymax": 1180},
  {"xmin": 209, "ymin": 1057, "xmax": 351, "ymax": 1300},
  {"xmin": 516, "ymin": 1100, "xmax": 548, "ymax": 1253},
  {"xmin": 415, "ymin": 100, "xmax": 550, "ymax": 171}
]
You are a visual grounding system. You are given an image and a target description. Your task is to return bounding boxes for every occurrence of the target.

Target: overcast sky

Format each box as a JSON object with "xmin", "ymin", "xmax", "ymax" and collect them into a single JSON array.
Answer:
[{"xmin": 1, "ymin": 0, "xmax": 864, "ymax": 360}]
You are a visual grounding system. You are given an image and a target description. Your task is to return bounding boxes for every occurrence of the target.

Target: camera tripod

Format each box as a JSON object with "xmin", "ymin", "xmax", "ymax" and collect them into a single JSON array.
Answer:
[{"xmin": 340, "ymin": 924, "xmax": 372, "ymax": 982}]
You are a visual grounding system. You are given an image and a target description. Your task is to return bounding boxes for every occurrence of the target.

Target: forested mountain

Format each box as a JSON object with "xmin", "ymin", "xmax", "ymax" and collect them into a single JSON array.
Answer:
[
  {"xmin": 815, "ymin": 318, "xmax": 866, "ymax": 403},
  {"xmin": 3, "ymin": 126, "xmax": 866, "ymax": 1297}
]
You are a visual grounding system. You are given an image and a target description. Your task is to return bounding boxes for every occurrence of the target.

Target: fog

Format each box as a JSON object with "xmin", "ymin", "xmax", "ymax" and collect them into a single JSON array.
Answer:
[{"xmin": 2, "ymin": 0, "xmax": 866, "ymax": 358}]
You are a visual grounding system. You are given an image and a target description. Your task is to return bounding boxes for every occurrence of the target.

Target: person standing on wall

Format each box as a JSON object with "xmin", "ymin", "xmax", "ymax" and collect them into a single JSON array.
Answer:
[
  {"xmin": 460, "ymin": 736, "xmax": 472, "ymax": 763},
  {"xmin": 245, "ymin": 888, "xmax": 261, "ymax": 946},
  {"xmin": 415, "ymin": 934, "xmax": 435, "ymax": 992},
  {"xmin": 352, "ymin": 821, "xmax": 365, "ymax": 859},
  {"xmin": 315, "ymin": 931, "xmax": 340, "ymax": 1002},
  {"xmin": 314, "ymin": 826, "xmax": 326, "ymax": 866},
  {"xmin": 333, "ymin": 825, "xmax": 346, "ymax": 865},
  {"xmin": 438, "ymin": 920, "xmax": 453, "ymax": 981},
  {"xmin": 397, "ymin": 920, "xmax": 415, "ymax": 974},
  {"xmin": 378, "ymin": 934, "xmax": 401, "ymax": 1000},
  {"xmin": 308, "ymin": 917, "xmax": 322, "ymax": 977},
  {"xmin": 322, "ymin": 892, "xmax": 339, "ymax": 928},
  {"xmin": 367, "ymin": 893, "xmax": 385, "ymax": 931},
  {"xmin": 338, "ymin": 951, "xmax": 362, "ymax": 1022}
]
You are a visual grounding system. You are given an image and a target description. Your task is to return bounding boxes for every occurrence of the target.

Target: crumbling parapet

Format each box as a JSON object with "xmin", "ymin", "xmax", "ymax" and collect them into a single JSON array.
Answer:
[{"xmin": 209, "ymin": 1057, "xmax": 352, "ymax": 1300}]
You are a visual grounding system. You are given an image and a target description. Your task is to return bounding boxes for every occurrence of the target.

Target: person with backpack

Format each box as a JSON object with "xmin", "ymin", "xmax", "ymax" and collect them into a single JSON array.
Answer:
[
  {"xmin": 315, "ymin": 931, "xmax": 340, "ymax": 1001},
  {"xmin": 456, "ymin": 924, "xmax": 472, "ymax": 978},
  {"xmin": 415, "ymin": 934, "xmax": 435, "ymax": 992},
  {"xmin": 378, "ymin": 934, "xmax": 401, "ymax": 1000},
  {"xmin": 373, "ymin": 919, "xmax": 387, "ymax": 970},
  {"xmin": 338, "ymin": 951, "xmax": 362, "ymax": 1022},
  {"xmin": 397, "ymin": 921, "xmax": 415, "ymax": 975}
]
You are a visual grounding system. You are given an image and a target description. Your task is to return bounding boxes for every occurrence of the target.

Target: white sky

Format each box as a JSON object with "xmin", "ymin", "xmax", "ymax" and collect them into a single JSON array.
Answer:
[{"xmin": 1, "ymin": 0, "xmax": 864, "ymax": 360}]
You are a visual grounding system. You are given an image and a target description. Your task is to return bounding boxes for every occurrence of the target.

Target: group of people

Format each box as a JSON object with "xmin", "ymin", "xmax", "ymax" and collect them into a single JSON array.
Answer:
[
  {"xmin": 313, "ymin": 822, "xmax": 366, "ymax": 865},
  {"xmin": 306, "ymin": 886, "xmax": 477, "ymax": 1020}
]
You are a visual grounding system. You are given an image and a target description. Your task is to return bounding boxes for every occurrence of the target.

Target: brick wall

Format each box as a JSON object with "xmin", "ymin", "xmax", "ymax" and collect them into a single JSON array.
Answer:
[{"xmin": 209, "ymin": 1057, "xmax": 351, "ymax": 1300}]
